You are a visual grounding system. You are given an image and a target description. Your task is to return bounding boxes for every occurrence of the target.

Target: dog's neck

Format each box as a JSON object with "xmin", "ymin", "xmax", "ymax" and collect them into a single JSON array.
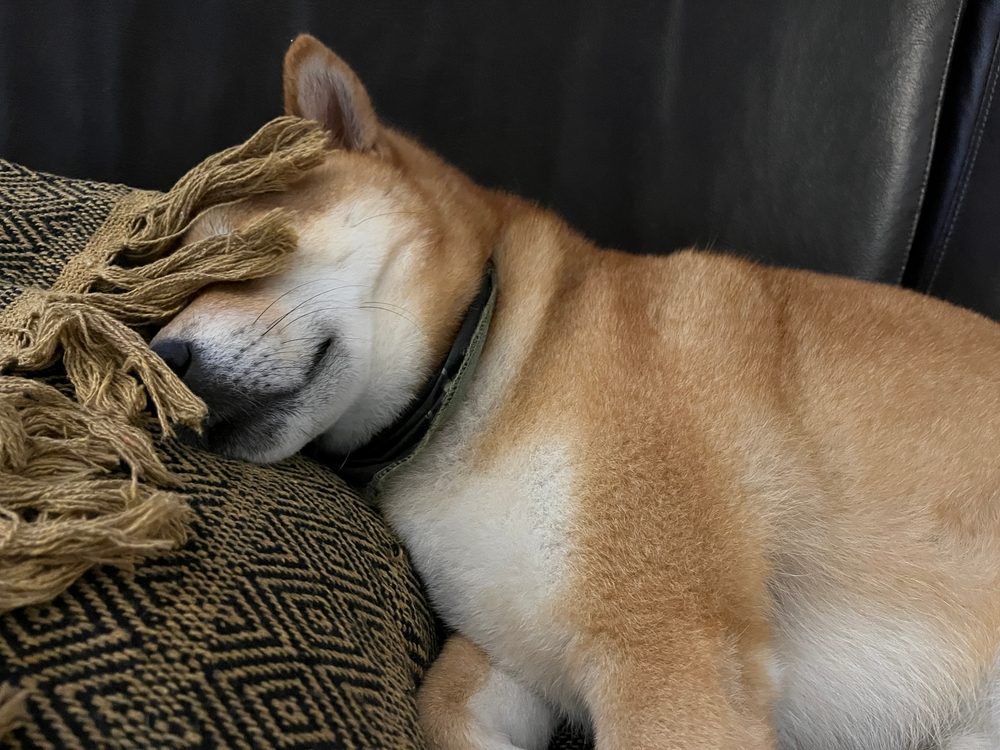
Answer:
[{"xmin": 316, "ymin": 260, "xmax": 497, "ymax": 501}]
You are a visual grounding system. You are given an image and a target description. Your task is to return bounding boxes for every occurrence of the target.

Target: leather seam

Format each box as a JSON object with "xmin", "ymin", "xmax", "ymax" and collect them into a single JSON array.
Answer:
[
  {"xmin": 897, "ymin": 0, "xmax": 968, "ymax": 286},
  {"xmin": 927, "ymin": 24, "xmax": 1000, "ymax": 290}
]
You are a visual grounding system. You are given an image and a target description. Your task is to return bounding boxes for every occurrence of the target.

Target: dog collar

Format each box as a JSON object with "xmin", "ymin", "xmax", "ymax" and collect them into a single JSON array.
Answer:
[{"xmin": 318, "ymin": 259, "xmax": 497, "ymax": 503}]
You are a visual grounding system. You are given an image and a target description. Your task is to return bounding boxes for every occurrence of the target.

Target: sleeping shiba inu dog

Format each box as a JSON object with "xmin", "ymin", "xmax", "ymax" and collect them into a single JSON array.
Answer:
[{"xmin": 151, "ymin": 34, "xmax": 1000, "ymax": 749}]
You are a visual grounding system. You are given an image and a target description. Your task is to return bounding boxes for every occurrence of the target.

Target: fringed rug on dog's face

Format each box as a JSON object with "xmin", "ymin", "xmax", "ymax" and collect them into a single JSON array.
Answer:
[{"xmin": 0, "ymin": 134, "xmax": 438, "ymax": 748}]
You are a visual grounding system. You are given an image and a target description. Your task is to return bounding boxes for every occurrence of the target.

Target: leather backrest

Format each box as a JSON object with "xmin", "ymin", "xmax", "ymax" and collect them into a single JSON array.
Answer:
[
  {"xmin": 906, "ymin": 0, "xmax": 1000, "ymax": 320},
  {"xmin": 0, "ymin": 0, "xmax": 966, "ymax": 284}
]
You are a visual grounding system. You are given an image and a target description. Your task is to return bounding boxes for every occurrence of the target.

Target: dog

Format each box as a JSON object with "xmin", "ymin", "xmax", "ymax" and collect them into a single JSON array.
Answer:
[{"xmin": 151, "ymin": 34, "xmax": 1000, "ymax": 749}]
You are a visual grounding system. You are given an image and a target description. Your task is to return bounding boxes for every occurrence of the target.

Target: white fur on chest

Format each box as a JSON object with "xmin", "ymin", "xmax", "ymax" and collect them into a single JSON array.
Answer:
[{"xmin": 381, "ymin": 426, "xmax": 583, "ymax": 714}]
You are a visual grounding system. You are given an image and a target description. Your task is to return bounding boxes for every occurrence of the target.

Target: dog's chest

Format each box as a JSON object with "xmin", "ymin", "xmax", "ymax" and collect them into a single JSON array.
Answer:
[{"xmin": 381, "ymin": 431, "xmax": 582, "ymax": 706}]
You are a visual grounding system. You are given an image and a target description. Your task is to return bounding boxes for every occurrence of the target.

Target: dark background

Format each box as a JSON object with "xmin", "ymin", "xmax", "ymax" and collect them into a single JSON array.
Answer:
[{"xmin": 1, "ymin": 0, "xmax": 999, "ymax": 315}]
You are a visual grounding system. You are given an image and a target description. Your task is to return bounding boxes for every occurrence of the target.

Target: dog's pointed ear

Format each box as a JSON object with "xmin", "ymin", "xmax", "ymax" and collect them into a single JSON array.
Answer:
[{"xmin": 283, "ymin": 34, "xmax": 378, "ymax": 151}]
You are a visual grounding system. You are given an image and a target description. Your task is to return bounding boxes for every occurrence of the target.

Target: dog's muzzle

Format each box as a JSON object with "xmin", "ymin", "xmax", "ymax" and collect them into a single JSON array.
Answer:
[
  {"xmin": 152, "ymin": 338, "xmax": 250, "ymax": 423},
  {"xmin": 150, "ymin": 335, "xmax": 318, "ymax": 456}
]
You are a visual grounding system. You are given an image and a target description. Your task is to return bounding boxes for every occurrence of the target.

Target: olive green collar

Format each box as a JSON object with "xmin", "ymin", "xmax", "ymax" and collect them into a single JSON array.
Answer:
[{"xmin": 318, "ymin": 260, "xmax": 497, "ymax": 503}]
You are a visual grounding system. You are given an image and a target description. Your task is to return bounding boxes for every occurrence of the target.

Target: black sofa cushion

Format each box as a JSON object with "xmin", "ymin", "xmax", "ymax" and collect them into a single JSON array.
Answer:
[
  {"xmin": 0, "ymin": 0, "xmax": 967, "ymax": 284},
  {"xmin": 906, "ymin": 0, "xmax": 1000, "ymax": 321}
]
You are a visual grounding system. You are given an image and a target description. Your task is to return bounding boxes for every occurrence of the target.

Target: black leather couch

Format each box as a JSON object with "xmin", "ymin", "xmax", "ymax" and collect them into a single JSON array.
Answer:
[{"xmin": 2, "ymin": 0, "xmax": 999, "ymax": 319}]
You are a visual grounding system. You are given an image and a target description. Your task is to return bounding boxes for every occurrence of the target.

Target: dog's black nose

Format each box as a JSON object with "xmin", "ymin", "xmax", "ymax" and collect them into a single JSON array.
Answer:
[{"xmin": 151, "ymin": 338, "xmax": 193, "ymax": 379}]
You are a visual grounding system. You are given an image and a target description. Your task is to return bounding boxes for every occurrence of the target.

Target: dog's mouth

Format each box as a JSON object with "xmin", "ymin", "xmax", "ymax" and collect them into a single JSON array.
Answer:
[
  {"xmin": 180, "ymin": 396, "xmax": 300, "ymax": 460},
  {"xmin": 307, "ymin": 337, "xmax": 334, "ymax": 380},
  {"xmin": 164, "ymin": 335, "xmax": 340, "ymax": 462}
]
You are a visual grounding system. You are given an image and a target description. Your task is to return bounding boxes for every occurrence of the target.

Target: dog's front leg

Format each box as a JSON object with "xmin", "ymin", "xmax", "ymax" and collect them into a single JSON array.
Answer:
[
  {"xmin": 418, "ymin": 633, "xmax": 558, "ymax": 750},
  {"xmin": 586, "ymin": 639, "xmax": 775, "ymax": 750}
]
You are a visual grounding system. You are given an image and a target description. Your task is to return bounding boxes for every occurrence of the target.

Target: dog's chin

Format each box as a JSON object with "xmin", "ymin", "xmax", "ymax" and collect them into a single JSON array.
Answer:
[{"xmin": 176, "ymin": 413, "xmax": 307, "ymax": 464}]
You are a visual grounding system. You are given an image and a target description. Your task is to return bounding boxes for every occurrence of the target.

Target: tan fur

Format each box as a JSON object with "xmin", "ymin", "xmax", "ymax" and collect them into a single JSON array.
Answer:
[
  {"xmin": 158, "ymin": 34, "xmax": 1000, "ymax": 749},
  {"xmin": 418, "ymin": 635, "xmax": 494, "ymax": 750}
]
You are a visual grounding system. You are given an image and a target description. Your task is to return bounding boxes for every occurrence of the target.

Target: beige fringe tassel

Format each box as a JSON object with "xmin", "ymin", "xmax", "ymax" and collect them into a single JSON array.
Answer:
[{"xmin": 0, "ymin": 116, "xmax": 329, "ymax": 621}]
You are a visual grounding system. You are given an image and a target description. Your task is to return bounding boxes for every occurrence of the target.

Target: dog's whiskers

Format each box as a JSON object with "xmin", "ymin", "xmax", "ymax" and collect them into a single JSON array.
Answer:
[
  {"xmin": 261, "ymin": 285, "xmax": 362, "ymax": 337},
  {"xmin": 359, "ymin": 302, "xmax": 423, "ymax": 333},
  {"xmin": 253, "ymin": 278, "xmax": 343, "ymax": 325},
  {"xmin": 349, "ymin": 210, "xmax": 420, "ymax": 228}
]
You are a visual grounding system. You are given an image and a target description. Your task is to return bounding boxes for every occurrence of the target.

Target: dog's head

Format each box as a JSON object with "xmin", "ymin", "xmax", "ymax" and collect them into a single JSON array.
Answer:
[{"xmin": 152, "ymin": 35, "xmax": 499, "ymax": 463}]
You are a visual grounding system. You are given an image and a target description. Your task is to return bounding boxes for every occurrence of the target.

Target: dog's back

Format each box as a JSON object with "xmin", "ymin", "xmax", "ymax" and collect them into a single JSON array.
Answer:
[{"xmin": 393, "ymin": 211, "xmax": 1000, "ymax": 748}]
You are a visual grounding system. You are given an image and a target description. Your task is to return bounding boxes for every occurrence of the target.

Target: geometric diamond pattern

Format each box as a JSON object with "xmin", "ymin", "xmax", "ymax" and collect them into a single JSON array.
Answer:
[
  {"xmin": 0, "ymin": 441, "xmax": 439, "ymax": 750},
  {"xmin": 0, "ymin": 160, "xmax": 130, "ymax": 308}
]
